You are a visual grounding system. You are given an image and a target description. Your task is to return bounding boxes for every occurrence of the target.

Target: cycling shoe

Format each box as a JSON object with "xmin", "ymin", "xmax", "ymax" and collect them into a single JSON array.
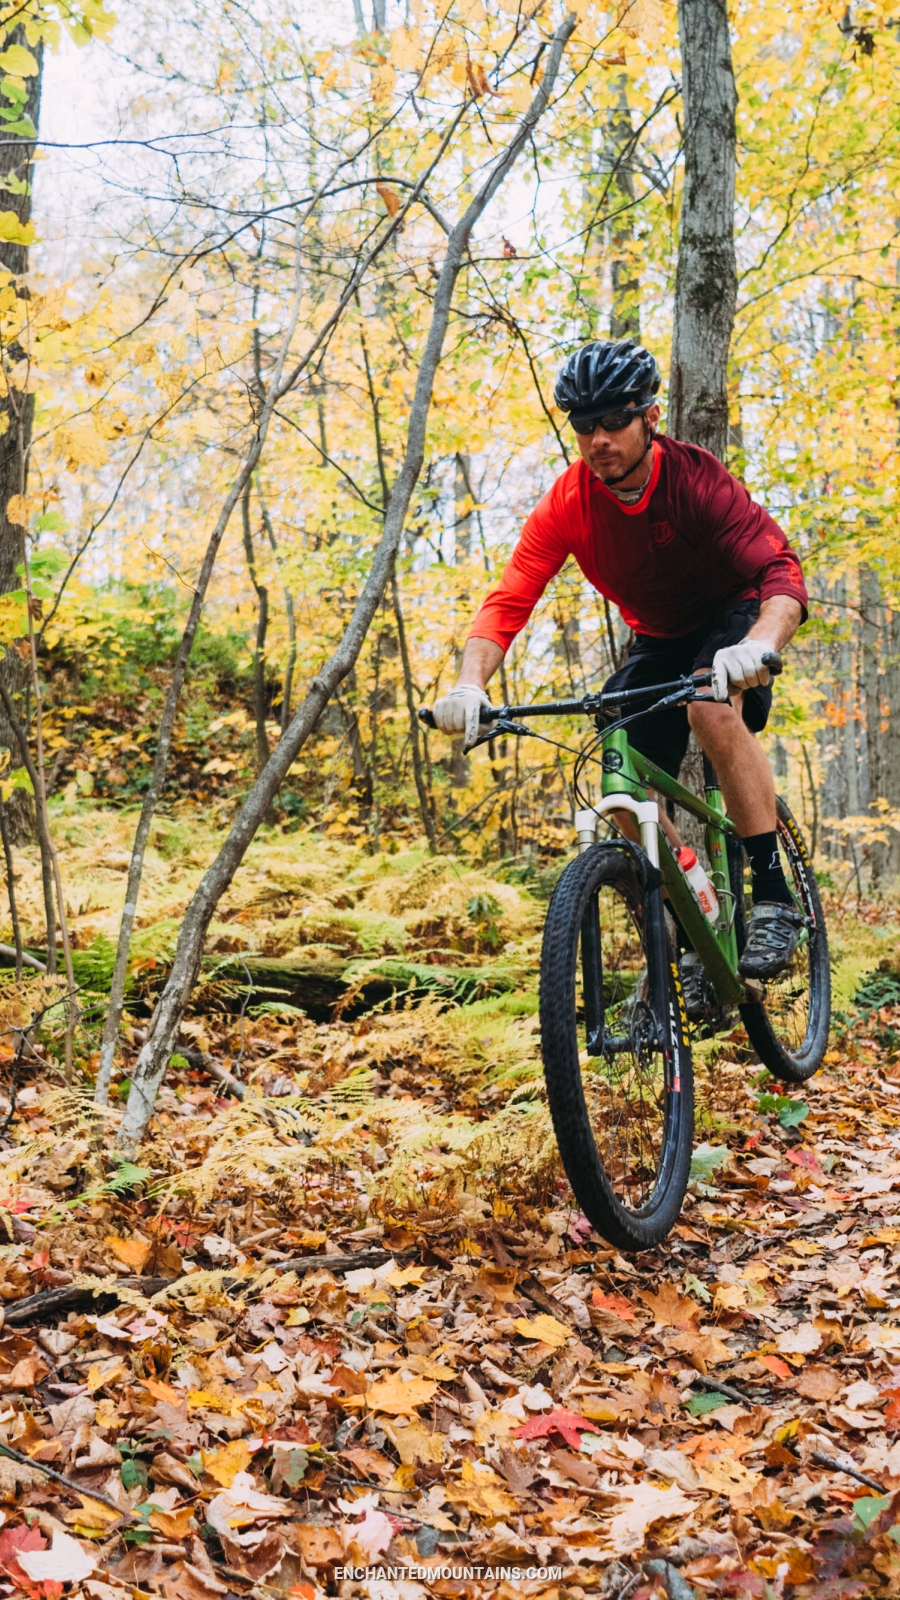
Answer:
[{"xmin": 738, "ymin": 901, "xmax": 804, "ymax": 980}]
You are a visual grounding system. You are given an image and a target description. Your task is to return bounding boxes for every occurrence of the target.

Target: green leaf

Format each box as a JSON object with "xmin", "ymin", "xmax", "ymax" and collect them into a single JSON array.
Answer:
[
  {"xmin": 0, "ymin": 117, "xmax": 35, "ymax": 137},
  {"xmin": 778, "ymin": 1099, "xmax": 809, "ymax": 1128},
  {"xmin": 683, "ymin": 1271, "xmax": 712, "ymax": 1304},
  {"xmin": 169, "ymin": 1052, "xmax": 190, "ymax": 1068},
  {"xmin": 852, "ymin": 1493, "xmax": 891, "ymax": 1532},
  {"xmin": 35, "ymin": 512, "xmax": 64, "ymax": 532},
  {"xmin": 120, "ymin": 1456, "xmax": 148, "ymax": 1491},
  {"xmin": 686, "ymin": 1391, "xmax": 731, "ymax": 1417},
  {"xmin": 283, "ymin": 1447, "xmax": 308, "ymax": 1487},
  {"xmin": 756, "ymin": 1091, "xmax": 809, "ymax": 1128},
  {"xmin": 29, "ymin": 547, "xmax": 68, "ymax": 578},
  {"xmin": 107, "ymin": 1159, "xmax": 152, "ymax": 1193},
  {"xmin": 689, "ymin": 1142, "xmax": 730, "ymax": 1184}
]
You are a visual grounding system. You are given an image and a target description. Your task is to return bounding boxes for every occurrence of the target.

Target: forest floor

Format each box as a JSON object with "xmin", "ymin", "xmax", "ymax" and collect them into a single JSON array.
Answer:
[{"xmin": 0, "ymin": 811, "xmax": 898, "ymax": 1598}]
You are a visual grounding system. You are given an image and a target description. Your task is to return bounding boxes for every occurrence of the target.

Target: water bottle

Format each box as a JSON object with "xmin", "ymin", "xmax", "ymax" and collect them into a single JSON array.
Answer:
[{"xmin": 675, "ymin": 846, "xmax": 719, "ymax": 923}]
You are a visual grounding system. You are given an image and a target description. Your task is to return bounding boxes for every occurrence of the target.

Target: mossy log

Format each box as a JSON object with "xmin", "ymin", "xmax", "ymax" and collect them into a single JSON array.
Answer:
[
  {"xmin": 0, "ymin": 947, "xmax": 527, "ymax": 1021},
  {"xmin": 229, "ymin": 953, "xmax": 524, "ymax": 1021}
]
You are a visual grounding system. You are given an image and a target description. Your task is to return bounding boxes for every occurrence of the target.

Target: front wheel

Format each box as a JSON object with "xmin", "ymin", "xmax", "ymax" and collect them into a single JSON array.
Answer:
[
  {"xmin": 540, "ymin": 843, "xmax": 694, "ymax": 1252},
  {"xmin": 731, "ymin": 796, "xmax": 830, "ymax": 1084}
]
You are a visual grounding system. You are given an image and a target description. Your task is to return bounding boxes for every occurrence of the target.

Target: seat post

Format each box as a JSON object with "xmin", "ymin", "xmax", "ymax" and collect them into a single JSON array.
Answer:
[{"xmin": 702, "ymin": 752, "xmax": 719, "ymax": 793}]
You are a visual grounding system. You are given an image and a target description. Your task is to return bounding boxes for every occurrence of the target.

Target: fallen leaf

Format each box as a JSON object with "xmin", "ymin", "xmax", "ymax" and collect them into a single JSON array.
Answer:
[
  {"xmin": 776, "ymin": 1322, "xmax": 823, "ymax": 1356},
  {"xmin": 105, "ymin": 1234, "xmax": 151, "ymax": 1273},
  {"xmin": 639, "ymin": 1282, "xmax": 702, "ymax": 1330},
  {"xmin": 346, "ymin": 1505, "xmax": 394, "ymax": 1560},
  {"xmin": 512, "ymin": 1408, "xmax": 595, "ymax": 1448},
  {"xmin": 796, "ymin": 1364, "xmax": 843, "ymax": 1401},
  {"xmin": 382, "ymin": 1419, "xmax": 445, "ymax": 1465},
  {"xmin": 292, "ymin": 1525, "xmax": 344, "ymax": 1565},
  {"xmin": 366, "ymin": 1374, "xmax": 437, "ymax": 1414},
  {"xmin": 757, "ymin": 1354, "xmax": 792, "ymax": 1380},
  {"xmin": 149, "ymin": 1503, "xmax": 197, "ymax": 1538},
  {"xmin": 512, "ymin": 1313, "xmax": 570, "ymax": 1348},
  {"xmin": 0, "ymin": 1523, "xmax": 47, "ymax": 1584},
  {"xmin": 18, "ymin": 1529, "xmax": 97, "ymax": 1584},
  {"xmin": 603, "ymin": 1483, "xmax": 694, "ymax": 1555},
  {"xmin": 667, "ymin": 1329, "xmax": 732, "ymax": 1373},
  {"xmin": 202, "ymin": 1439, "xmax": 253, "ymax": 1488},
  {"xmin": 591, "ymin": 1289, "xmax": 635, "ymax": 1319}
]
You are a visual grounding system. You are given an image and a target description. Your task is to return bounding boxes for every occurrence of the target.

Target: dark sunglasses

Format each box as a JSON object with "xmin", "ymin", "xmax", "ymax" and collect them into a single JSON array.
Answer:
[{"xmin": 570, "ymin": 405, "xmax": 649, "ymax": 436}]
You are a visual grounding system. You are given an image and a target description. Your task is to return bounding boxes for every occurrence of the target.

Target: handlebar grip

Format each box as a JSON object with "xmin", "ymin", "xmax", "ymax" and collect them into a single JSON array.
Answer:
[
  {"xmin": 762, "ymin": 651, "xmax": 783, "ymax": 676},
  {"xmin": 418, "ymin": 708, "xmax": 437, "ymax": 729},
  {"xmin": 480, "ymin": 705, "xmax": 499, "ymax": 722}
]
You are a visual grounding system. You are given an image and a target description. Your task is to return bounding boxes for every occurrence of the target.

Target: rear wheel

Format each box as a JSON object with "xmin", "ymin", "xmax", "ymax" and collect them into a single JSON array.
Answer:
[
  {"xmin": 540, "ymin": 844, "xmax": 694, "ymax": 1252},
  {"xmin": 731, "ymin": 796, "xmax": 830, "ymax": 1083}
]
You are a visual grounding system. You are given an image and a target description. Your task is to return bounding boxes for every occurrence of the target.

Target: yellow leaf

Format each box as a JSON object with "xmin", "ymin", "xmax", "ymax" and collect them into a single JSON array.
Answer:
[
  {"xmin": 445, "ymin": 1470, "xmax": 519, "ymax": 1522},
  {"xmin": 105, "ymin": 1233, "xmax": 150, "ymax": 1273},
  {"xmin": 187, "ymin": 1388, "xmax": 231, "ymax": 1413},
  {"xmin": 389, "ymin": 24, "xmax": 424, "ymax": 71},
  {"xmin": 387, "ymin": 1462, "xmax": 418, "ymax": 1491},
  {"xmin": 388, "ymin": 1265, "xmax": 428, "ymax": 1288},
  {"xmin": 0, "ymin": 44, "xmax": 39, "ymax": 75},
  {"xmin": 366, "ymin": 1373, "xmax": 437, "ymax": 1415},
  {"xmin": 473, "ymin": 1408, "xmax": 520, "ymax": 1444},
  {"xmin": 86, "ymin": 1358, "xmax": 126, "ymax": 1395},
  {"xmin": 5, "ymin": 495, "xmax": 31, "ymax": 527},
  {"xmin": 383, "ymin": 1417, "xmax": 446, "ymax": 1465},
  {"xmin": 202, "ymin": 1438, "xmax": 252, "ymax": 1488},
  {"xmin": 512, "ymin": 1313, "xmax": 570, "ymax": 1348},
  {"xmin": 713, "ymin": 1282, "xmax": 748, "ymax": 1311},
  {"xmin": 0, "ymin": 211, "xmax": 34, "ymax": 246},
  {"xmin": 285, "ymin": 1306, "xmax": 311, "ymax": 1327},
  {"xmin": 64, "ymin": 1494, "xmax": 122, "ymax": 1532},
  {"xmin": 58, "ymin": 422, "xmax": 109, "ymax": 469}
]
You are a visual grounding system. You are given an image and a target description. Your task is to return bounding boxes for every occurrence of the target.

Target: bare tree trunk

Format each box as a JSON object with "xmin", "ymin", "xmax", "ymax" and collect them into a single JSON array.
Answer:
[
  {"xmin": 669, "ymin": 0, "xmax": 737, "ymax": 459},
  {"xmin": 454, "ymin": 454, "xmax": 473, "ymax": 560},
  {"xmin": 241, "ymin": 478, "xmax": 271, "ymax": 776},
  {"xmin": 391, "ymin": 568, "xmax": 436, "ymax": 851},
  {"xmin": 0, "ymin": 792, "xmax": 22, "ymax": 978},
  {"xmin": 114, "ymin": 13, "xmax": 578, "ymax": 1155},
  {"xmin": 0, "ymin": 33, "xmax": 41, "ymax": 847},
  {"xmin": 886, "ymin": 605, "xmax": 900, "ymax": 878},
  {"xmin": 669, "ymin": 0, "xmax": 736, "ymax": 848},
  {"xmin": 860, "ymin": 564, "xmax": 885, "ymax": 882},
  {"xmin": 607, "ymin": 77, "xmax": 640, "ymax": 340}
]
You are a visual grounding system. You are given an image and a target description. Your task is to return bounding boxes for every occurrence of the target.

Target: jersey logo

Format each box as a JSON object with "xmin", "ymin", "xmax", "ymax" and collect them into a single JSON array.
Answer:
[{"xmin": 650, "ymin": 520, "xmax": 675, "ymax": 546}]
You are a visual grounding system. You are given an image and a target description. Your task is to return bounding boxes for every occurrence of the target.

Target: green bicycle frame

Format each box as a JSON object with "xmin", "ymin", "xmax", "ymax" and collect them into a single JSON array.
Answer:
[{"xmin": 599, "ymin": 725, "xmax": 745, "ymax": 1006}]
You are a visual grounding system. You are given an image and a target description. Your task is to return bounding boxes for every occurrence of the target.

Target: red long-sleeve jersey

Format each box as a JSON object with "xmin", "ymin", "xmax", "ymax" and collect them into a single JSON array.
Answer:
[{"xmin": 468, "ymin": 436, "xmax": 807, "ymax": 648}]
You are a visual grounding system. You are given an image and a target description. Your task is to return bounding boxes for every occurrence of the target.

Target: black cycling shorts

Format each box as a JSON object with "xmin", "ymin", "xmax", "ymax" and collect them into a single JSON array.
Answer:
[{"xmin": 601, "ymin": 600, "xmax": 772, "ymax": 779}]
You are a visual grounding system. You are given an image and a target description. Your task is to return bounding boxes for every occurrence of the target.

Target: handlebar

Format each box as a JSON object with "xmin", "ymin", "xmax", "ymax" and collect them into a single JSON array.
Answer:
[{"xmin": 418, "ymin": 651, "xmax": 782, "ymax": 730}]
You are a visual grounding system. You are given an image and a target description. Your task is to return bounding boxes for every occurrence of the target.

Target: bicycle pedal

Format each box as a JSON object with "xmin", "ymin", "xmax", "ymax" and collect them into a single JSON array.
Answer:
[{"xmin": 743, "ymin": 978, "xmax": 766, "ymax": 1002}]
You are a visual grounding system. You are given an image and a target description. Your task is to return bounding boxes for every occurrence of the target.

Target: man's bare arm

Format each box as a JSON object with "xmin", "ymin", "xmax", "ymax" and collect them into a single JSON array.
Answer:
[
  {"xmin": 747, "ymin": 595, "xmax": 803, "ymax": 654},
  {"xmin": 455, "ymin": 636, "xmax": 506, "ymax": 693}
]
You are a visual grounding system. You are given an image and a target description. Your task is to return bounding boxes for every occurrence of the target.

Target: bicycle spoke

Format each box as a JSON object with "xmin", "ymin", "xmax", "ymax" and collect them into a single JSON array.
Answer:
[{"xmin": 577, "ymin": 880, "xmax": 669, "ymax": 1212}]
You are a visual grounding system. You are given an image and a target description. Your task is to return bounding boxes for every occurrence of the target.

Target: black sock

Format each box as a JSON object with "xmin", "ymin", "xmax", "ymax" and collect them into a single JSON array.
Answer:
[{"xmin": 742, "ymin": 830, "xmax": 792, "ymax": 905}]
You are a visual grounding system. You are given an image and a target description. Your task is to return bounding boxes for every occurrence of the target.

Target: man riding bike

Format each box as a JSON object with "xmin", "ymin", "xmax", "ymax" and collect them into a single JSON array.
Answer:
[{"xmin": 430, "ymin": 339, "xmax": 808, "ymax": 1000}]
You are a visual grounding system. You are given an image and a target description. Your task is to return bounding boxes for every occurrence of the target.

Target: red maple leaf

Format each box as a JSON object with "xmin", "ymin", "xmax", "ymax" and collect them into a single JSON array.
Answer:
[
  {"xmin": 591, "ymin": 1289, "xmax": 635, "ymax": 1320},
  {"xmin": 0, "ymin": 1522, "xmax": 47, "ymax": 1586},
  {"xmin": 512, "ymin": 1409, "xmax": 595, "ymax": 1449}
]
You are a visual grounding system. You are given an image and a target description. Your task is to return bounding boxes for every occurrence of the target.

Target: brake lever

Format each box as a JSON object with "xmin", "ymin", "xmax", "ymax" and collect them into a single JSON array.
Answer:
[{"xmin": 468, "ymin": 716, "xmax": 530, "ymax": 750}]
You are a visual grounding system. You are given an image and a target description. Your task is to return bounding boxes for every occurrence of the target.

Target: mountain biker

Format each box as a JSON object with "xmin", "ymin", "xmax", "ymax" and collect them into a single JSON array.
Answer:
[{"xmin": 430, "ymin": 340, "xmax": 808, "ymax": 1000}]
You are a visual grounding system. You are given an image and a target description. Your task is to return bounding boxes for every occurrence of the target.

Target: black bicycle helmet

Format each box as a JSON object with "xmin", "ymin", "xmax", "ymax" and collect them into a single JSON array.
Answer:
[{"xmin": 554, "ymin": 339, "xmax": 661, "ymax": 420}]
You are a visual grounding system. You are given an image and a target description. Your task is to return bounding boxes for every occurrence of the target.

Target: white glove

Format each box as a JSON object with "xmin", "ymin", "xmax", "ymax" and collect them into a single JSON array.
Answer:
[
  {"xmin": 711, "ymin": 639, "xmax": 776, "ymax": 701},
  {"xmin": 431, "ymin": 682, "xmax": 495, "ymax": 750}
]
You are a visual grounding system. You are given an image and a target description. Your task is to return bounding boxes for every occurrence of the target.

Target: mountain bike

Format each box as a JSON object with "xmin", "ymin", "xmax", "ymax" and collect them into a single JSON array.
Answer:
[{"xmin": 420, "ymin": 656, "xmax": 830, "ymax": 1251}]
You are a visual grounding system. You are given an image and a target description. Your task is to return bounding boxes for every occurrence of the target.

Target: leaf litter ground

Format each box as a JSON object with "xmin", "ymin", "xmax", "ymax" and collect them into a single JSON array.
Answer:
[{"xmin": 0, "ymin": 830, "xmax": 899, "ymax": 1597}]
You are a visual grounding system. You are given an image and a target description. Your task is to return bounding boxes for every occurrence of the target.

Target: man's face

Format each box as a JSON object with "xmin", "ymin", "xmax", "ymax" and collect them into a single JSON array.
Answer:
[{"xmin": 575, "ymin": 402, "xmax": 661, "ymax": 482}]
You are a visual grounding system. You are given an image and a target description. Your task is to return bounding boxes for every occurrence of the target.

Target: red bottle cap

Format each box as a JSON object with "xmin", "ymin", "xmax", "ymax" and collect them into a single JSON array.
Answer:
[{"xmin": 677, "ymin": 846, "xmax": 697, "ymax": 870}]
